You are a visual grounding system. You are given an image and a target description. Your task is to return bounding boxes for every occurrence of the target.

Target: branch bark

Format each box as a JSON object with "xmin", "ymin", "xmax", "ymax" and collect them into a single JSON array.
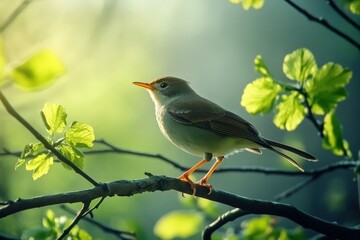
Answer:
[{"xmin": 1, "ymin": 175, "xmax": 359, "ymax": 239}]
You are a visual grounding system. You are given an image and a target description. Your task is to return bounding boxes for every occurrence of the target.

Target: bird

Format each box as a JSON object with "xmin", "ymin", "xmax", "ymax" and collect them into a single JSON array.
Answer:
[{"xmin": 133, "ymin": 76, "xmax": 317, "ymax": 194}]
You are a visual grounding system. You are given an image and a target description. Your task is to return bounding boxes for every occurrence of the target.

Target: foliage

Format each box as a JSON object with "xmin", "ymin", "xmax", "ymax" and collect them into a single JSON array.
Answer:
[
  {"xmin": 241, "ymin": 48, "xmax": 352, "ymax": 157},
  {"xmin": 0, "ymin": 1, "xmax": 359, "ymax": 239},
  {"xmin": 323, "ymin": 110, "xmax": 352, "ymax": 157},
  {"xmin": 342, "ymin": 0, "xmax": 360, "ymax": 15},
  {"xmin": 11, "ymin": 50, "xmax": 65, "ymax": 90},
  {"xmin": 240, "ymin": 216, "xmax": 305, "ymax": 240},
  {"xmin": 229, "ymin": 0, "xmax": 265, "ymax": 10},
  {"xmin": 154, "ymin": 210, "xmax": 203, "ymax": 239},
  {"xmin": 0, "ymin": 44, "xmax": 65, "ymax": 90},
  {"xmin": 15, "ymin": 103, "xmax": 95, "ymax": 180},
  {"xmin": 21, "ymin": 210, "xmax": 92, "ymax": 240},
  {"xmin": 154, "ymin": 196, "xmax": 221, "ymax": 239}
]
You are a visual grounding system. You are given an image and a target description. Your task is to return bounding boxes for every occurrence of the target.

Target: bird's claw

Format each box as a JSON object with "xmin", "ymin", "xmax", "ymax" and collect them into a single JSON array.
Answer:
[
  {"xmin": 197, "ymin": 179, "xmax": 213, "ymax": 195},
  {"xmin": 178, "ymin": 175, "xmax": 197, "ymax": 196}
]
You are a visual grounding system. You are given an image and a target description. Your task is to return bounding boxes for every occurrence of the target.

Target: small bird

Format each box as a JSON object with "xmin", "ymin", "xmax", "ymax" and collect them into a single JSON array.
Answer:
[{"xmin": 133, "ymin": 77, "xmax": 317, "ymax": 194}]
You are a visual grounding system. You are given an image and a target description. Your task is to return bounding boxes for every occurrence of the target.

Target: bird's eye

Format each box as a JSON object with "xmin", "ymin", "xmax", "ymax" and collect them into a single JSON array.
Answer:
[{"xmin": 159, "ymin": 82, "xmax": 168, "ymax": 89}]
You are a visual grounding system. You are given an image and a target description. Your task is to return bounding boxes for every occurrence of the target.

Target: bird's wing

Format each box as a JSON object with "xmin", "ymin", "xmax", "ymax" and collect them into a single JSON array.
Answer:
[{"xmin": 167, "ymin": 97, "xmax": 263, "ymax": 143}]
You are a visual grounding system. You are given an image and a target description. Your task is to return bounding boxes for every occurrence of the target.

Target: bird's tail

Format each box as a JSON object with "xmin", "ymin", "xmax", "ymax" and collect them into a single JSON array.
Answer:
[{"xmin": 263, "ymin": 138, "xmax": 318, "ymax": 172}]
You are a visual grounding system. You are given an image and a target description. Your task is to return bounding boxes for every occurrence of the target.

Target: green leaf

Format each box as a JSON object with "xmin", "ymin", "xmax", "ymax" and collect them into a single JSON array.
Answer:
[
  {"xmin": 273, "ymin": 91, "xmax": 306, "ymax": 131},
  {"xmin": 154, "ymin": 210, "xmax": 203, "ymax": 239},
  {"xmin": 65, "ymin": 122, "xmax": 95, "ymax": 148},
  {"xmin": 229, "ymin": 0, "xmax": 265, "ymax": 9},
  {"xmin": 197, "ymin": 198, "xmax": 219, "ymax": 217},
  {"xmin": 242, "ymin": 215, "xmax": 273, "ymax": 239},
  {"xmin": 283, "ymin": 48, "xmax": 317, "ymax": 82},
  {"xmin": 0, "ymin": 38, "xmax": 5, "ymax": 82},
  {"xmin": 41, "ymin": 103, "xmax": 67, "ymax": 135},
  {"xmin": 241, "ymin": 78, "xmax": 282, "ymax": 114},
  {"xmin": 21, "ymin": 227, "xmax": 55, "ymax": 240},
  {"xmin": 349, "ymin": 0, "xmax": 360, "ymax": 14},
  {"xmin": 70, "ymin": 226, "xmax": 93, "ymax": 240},
  {"xmin": 306, "ymin": 63, "xmax": 352, "ymax": 115},
  {"xmin": 322, "ymin": 110, "xmax": 352, "ymax": 157},
  {"xmin": 15, "ymin": 158, "xmax": 26, "ymax": 170},
  {"xmin": 42, "ymin": 210, "xmax": 56, "ymax": 229},
  {"xmin": 58, "ymin": 144, "xmax": 84, "ymax": 169},
  {"xmin": 254, "ymin": 55, "xmax": 272, "ymax": 78},
  {"xmin": 16, "ymin": 143, "xmax": 46, "ymax": 170},
  {"xmin": 11, "ymin": 50, "xmax": 65, "ymax": 90},
  {"xmin": 26, "ymin": 154, "xmax": 54, "ymax": 180}
]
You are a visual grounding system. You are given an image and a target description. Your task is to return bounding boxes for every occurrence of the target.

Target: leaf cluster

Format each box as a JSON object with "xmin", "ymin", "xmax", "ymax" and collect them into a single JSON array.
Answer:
[
  {"xmin": 229, "ymin": 0, "xmax": 360, "ymax": 15},
  {"xmin": 241, "ymin": 48, "xmax": 352, "ymax": 157},
  {"xmin": 15, "ymin": 103, "xmax": 95, "ymax": 180},
  {"xmin": 21, "ymin": 210, "xmax": 92, "ymax": 240}
]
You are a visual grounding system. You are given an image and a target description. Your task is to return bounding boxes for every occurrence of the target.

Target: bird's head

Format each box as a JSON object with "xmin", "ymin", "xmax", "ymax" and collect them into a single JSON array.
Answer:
[{"xmin": 133, "ymin": 76, "xmax": 195, "ymax": 107}]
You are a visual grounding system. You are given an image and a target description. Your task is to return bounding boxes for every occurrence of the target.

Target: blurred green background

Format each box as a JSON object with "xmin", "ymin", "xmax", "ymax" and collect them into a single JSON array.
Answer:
[{"xmin": 0, "ymin": 0, "xmax": 359, "ymax": 238}]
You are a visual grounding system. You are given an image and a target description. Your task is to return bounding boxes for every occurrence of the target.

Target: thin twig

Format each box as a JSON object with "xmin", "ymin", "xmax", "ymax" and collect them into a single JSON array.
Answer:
[
  {"xmin": 2, "ymin": 141, "xmax": 358, "ymax": 176},
  {"xmin": 0, "ymin": 91, "xmax": 98, "ymax": 186},
  {"xmin": 202, "ymin": 208, "xmax": 250, "ymax": 240},
  {"xmin": 327, "ymin": 0, "xmax": 360, "ymax": 31},
  {"xmin": 60, "ymin": 205, "xmax": 136, "ymax": 240},
  {"xmin": 275, "ymin": 175, "xmax": 318, "ymax": 201},
  {"xmin": 284, "ymin": 0, "xmax": 360, "ymax": 50},
  {"xmin": 0, "ymin": 0, "xmax": 32, "ymax": 33},
  {"xmin": 57, "ymin": 202, "xmax": 91, "ymax": 240},
  {"xmin": 83, "ymin": 196, "xmax": 106, "ymax": 218}
]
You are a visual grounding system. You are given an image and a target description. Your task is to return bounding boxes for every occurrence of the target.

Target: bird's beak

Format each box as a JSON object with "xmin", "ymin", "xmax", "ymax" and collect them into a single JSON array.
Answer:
[{"xmin": 133, "ymin": 82, "xmax": 155, "ymax": 91}]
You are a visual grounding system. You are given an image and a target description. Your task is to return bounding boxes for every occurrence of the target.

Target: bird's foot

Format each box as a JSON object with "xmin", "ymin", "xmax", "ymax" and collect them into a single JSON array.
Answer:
[
  {"xmin": 178, "ymin": 174, "xmax": 197, "ymax": 196},
  {"xmin": 197, "ymin": 179, "xmax": 213, "ymax": 195}
]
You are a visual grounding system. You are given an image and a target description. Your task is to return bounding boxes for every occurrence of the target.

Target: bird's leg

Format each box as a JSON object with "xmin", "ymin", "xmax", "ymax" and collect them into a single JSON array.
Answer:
[
  {"xmin": 178, "ymin": 153, "xmax": 213, "ymax": 196},
  {"xmin": 178, "ymin": 159, "xmax": 209, "ymax": 196},
  {"xmin": 197, "ymin": 156, "xmax": 224, "ymax": 194}
]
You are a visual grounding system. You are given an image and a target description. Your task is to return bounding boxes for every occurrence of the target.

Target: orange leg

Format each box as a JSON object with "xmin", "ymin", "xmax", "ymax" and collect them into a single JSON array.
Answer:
[
  {"xmin": 197, "ymin": 156, "xmax": 224, "ymax": 194},
  {"xmin": 178, "ymin": 159, "xmax": 209, "ymax": 195}
]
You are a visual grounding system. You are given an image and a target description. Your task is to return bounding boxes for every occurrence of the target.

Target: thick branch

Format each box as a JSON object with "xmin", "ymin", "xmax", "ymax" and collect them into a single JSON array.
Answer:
[
  {"xmin": 0, "ymin": 175, "xmax": 358, "ymax": 239},
  {"xmin": 0, "ymin": 91, "xmax": 98, "ymax": 186}
]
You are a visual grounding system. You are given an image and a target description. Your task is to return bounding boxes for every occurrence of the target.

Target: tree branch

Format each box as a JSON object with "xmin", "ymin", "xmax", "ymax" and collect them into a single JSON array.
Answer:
[
  {"xmin": 326, "ymin": 0, "xmax": 360, "ymax": 31},
  {"xmin": 275, "ymin": 175, "xmax": 318, "ymax": 201},
  {"xmin": 0, "ymin": 0, "xmax": 32, "ymax": 33},
  {"xmin": 284, "ymin": 0, "xmax": 360, "ymax": 50},
  {"xmin": 58, "ymin": 202, "xmax": 90, "ymax": 240},
  {"xmin": 0, "ymin": 175, "xmax": 359, "ymax": 239},
  {"xmin": 2, "ymin": 140, "xmax": 358, "ymax": 176},
  {"xmin": 202, "ymin": 208, "xmax": 250, "ymax": 240},
  {"xmin": 0, "ymin": 91, "xmax": 98, "ymax": 186},
  {"xmin": 60, "ymin": 205, "xmax": 136, "ymax": 240}
]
